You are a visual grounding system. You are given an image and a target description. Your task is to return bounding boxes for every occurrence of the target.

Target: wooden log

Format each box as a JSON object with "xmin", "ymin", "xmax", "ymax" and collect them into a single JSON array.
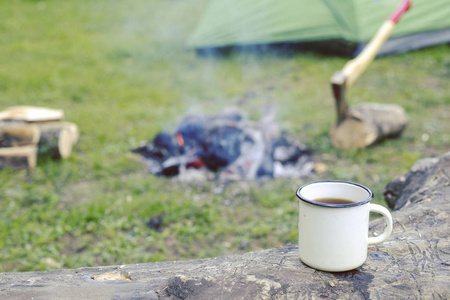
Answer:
[
  {"xmin": 0, "ymin": 145, "xmax": 37, "ymax": 170},
  {"xmin": 330, "ymin": 102, "xmax": 408, "ymax": 149},
  {"xmin": 63, "ymin": 122, "xmax": 80, "ymax": 144},
  {"xmin": 0, "ymin": 122, "xmax": 40, "ymax": 147},
  {"xmin": 384, "ymin": 154, "xmax": 446, "ymax": 210},
  {"xmin": 0, "ymin": 152, "xmax": 449, "ymax": 299},
  {"xmin": 36, "ymin": 122, "xmax": 79, "ymax": 159},
  {"xmin": 0, "ymin": 106, "xmax": 64, "ymax": 122}
]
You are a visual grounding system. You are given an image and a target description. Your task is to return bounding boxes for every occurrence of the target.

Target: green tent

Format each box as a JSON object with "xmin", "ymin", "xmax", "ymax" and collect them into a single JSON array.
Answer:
[{"xmin": 188, "ymin": 0, "xmax": 450, "ymax": 56}]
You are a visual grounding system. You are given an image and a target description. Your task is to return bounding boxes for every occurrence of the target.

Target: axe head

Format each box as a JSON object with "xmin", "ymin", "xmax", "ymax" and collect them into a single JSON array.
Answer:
[{"xmin": 330, "ymin": 71, "xmax": 348, "ymax": 124}]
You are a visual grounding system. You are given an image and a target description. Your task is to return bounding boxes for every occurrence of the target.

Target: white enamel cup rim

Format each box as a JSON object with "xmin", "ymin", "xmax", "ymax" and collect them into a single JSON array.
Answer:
[{"xmin": 296, "ymin": 180, "xmax": 373, "ymax": 208}]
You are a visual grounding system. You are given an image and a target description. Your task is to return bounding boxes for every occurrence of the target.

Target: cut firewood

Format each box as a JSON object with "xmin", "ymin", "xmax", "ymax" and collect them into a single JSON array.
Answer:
[
  {"xmin": 0, "ymin": 122, "xmax": 40, "ymax": 147},
  {"xmin": 330, "ymin": 102, "xmax": 407, "ymax": 149},
  {"xmin": 63, "ymin": 121, "xmax": 80, "ymax": 144},
  {"xmin": 0, "ymin": 106, "xmax": 64, "ymax": 122},
  {"xmin": 0, "ymin": 145, "xmax": 37, "ymax": 170},
  {"xmin": 36, "ymin": 122, "xmax": 79, "ymax": 159}
]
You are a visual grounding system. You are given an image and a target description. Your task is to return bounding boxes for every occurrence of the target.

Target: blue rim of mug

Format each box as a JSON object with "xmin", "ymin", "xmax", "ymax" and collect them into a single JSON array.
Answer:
[{"xmin": 296, "ymin": 180, "xmax": 373, "ymax": 208}]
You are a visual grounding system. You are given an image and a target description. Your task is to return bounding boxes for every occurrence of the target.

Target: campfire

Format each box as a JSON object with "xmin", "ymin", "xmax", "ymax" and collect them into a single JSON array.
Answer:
[{"xmin": 132, "ymin": 108, "xmax": 316, "ymax": 181}]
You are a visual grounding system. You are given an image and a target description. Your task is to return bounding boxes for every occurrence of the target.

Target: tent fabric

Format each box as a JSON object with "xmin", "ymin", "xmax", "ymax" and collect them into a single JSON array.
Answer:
[
  {"xmin": 372, "ymin": 27, "xmax": 450, "ymax": 55},
  {"xmin": 188, "ymin": 0, "xmax": 450, "ymax": 56}
]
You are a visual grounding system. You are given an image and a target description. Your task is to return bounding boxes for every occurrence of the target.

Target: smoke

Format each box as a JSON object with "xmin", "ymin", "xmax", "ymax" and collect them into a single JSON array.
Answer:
[{"xmin": 113, "ymin": 0, "xmax": 285, "ymax": 132}]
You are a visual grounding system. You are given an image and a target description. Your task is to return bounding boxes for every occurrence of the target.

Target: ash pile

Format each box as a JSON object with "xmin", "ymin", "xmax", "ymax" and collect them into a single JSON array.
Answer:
[{"xmin": 132, "ymin": 109, "xmax": 315, "ymax": 181}]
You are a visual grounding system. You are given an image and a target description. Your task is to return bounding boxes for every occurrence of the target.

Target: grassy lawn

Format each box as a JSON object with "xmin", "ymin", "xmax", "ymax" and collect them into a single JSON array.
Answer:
[{"xmin": 0, "ymin": 0, "xmax": 448, "ymax": 272}]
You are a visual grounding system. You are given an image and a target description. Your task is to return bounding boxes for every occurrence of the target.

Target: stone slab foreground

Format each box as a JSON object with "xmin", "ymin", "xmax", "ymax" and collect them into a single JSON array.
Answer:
[{"xmin": 1, "ymin": 152, "xmax": 449, "ymax": 299}]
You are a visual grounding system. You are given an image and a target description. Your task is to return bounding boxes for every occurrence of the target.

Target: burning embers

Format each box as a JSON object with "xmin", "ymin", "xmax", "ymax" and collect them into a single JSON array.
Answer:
[{"xmin": 132, "ymin": 109, "xmax": 315, "ymax": 181}]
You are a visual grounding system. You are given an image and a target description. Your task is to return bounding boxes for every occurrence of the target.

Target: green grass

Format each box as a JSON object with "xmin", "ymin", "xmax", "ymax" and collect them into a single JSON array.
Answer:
[{"xmin": 1, "ymin": 0, "xmax": 449, "ymax": 272}]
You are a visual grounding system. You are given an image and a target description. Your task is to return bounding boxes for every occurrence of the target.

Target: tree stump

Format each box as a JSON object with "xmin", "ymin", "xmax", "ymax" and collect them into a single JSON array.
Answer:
[
  {"xmin": 330, "ymin": 102, "xmax": 408, "ymax": 149},
  {"xmin": 0, "ymin": 152, "xmax": 449, "ymax": 299}
]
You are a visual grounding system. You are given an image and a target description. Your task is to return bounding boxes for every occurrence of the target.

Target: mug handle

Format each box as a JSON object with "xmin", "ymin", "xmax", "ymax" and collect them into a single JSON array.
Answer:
[{"xmin": 367, "ymin": 204, "xmax": 393, "ymax": 245}]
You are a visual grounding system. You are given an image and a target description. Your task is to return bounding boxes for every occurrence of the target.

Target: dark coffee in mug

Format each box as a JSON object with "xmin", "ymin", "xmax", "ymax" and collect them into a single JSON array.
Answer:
[{"xmin": 314, "ymin": 198, "xmax": 354, "ymax": 204}]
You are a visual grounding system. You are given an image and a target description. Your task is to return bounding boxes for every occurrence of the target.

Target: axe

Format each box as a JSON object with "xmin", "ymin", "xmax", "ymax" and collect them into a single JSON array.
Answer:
[{"xmin": 330, "ymin": 0, "xmax": 411, "ymax": 149}]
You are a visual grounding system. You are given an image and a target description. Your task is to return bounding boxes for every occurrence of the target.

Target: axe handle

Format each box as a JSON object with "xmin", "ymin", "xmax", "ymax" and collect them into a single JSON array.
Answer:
[{"xmin": 339, "ymin": 0, "xmax": 411, "ymax": 88}]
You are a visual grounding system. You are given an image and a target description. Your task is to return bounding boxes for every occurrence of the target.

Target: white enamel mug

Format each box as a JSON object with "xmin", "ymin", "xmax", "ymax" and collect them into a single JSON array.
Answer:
[{"xmin": 296, "ymin": 181, "xmax": 393, "ymax": 272}]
